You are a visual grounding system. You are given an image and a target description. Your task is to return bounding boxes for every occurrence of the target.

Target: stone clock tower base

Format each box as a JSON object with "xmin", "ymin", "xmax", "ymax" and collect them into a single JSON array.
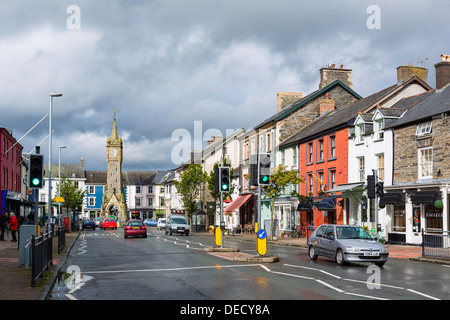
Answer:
[{"xmin": 101, "ymin": 116, "xmax": 128, "ymax": 226}]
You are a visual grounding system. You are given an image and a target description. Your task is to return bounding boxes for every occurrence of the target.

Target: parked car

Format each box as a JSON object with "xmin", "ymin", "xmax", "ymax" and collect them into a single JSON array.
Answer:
[
  {"xmin": 124, "ymin": 219, "xmax": 147, "ymax": 238},
  {"xmin": 82, "ymin": 219, "xmax": 96, "ymax": 231},
  {"xmin": 308, "ymin": 224, "xmax": 389, "ymax": 267},
  {"xmin": 101, "ymin": 218, "xmax": 117, "ymax": 230},
  {"xmin": 156, "ymin": 218, "xmax": 166, "ymax": 230},
  {"xmin": 93, "ymin": 217, "xmax": 104, "ymax": 228},
  {"xmin": 165, "ymin": 214, "xmax": 189, "ymax": 236},
  {"xmin": 144, "ymin": 219, "xmax": 157, "ymax": 226}
]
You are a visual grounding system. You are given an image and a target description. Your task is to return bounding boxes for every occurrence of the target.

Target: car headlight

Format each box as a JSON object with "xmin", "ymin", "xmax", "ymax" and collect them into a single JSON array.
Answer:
[
  {"xmin": 380, "ymin": 247, "xmax": 389, "ymax": 253},
  {"xmin": 345, "ymin": 246, "xmax": 358, "ymax": 252}
]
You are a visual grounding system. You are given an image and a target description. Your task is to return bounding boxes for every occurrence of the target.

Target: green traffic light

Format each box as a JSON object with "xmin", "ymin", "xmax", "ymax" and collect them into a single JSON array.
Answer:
[
  {"xmin": 32, "ymin": 178, "xmax": 40, "ymax": 186},
  {"xmin": 262, "ymin": 176, "xmax": 268, "ymax": 182},
  {"xmin": 222, "ymin": 184, "xmax": 229, "ymax": 191}
]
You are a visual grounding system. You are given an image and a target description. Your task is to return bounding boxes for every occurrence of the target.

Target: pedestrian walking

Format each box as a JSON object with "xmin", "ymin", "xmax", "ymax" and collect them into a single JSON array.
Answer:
[
  {"xmin": 0, "ymin": 211, "xmax": 8, "ymax": 241},
  {"xmin": 9, "ymin": 212, "xmax": 18, "ymax": 242}
]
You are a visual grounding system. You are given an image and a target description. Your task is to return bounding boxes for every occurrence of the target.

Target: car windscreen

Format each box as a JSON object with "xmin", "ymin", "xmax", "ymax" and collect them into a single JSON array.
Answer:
[
  {"xmin": 160, "ymin": 219, "xmax": 166, "ymax": 223},
  {"xmin": 171, "ymin": 218, "xmax": 187, "ymax": 224},
  {"xmin": 105, "ymin": 219, "xmax": 115, "ymax": 222},
  {"xmin": 128, "ymin": 221, "xmax": 143, "ymax": 226},
  {"xmin": 336, "ymin": 227, "xmax": 373, "ymax": 240}
]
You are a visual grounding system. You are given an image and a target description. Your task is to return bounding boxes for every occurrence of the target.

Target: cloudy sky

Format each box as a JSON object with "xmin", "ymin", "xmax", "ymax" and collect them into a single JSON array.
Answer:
[{"xmin": 2, "ymin": 0, "xmax": 449, "ymax": 171}]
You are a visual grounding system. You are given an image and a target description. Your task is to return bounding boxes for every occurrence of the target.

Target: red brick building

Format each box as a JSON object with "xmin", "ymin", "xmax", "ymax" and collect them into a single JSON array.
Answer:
[{"xmin": 0, "ymin": 127, "xmax": 23, "ymax": 216}]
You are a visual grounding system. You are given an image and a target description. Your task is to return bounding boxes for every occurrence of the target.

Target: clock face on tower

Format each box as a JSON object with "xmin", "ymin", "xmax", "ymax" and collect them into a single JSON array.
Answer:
[{"xmin": 110, "ymin": 149, "xmax": 117, "ymax": 156}]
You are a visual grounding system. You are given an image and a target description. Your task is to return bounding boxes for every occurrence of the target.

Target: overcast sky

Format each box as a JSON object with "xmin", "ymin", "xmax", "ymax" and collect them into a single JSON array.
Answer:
[{"xmin": 2, "ymin": 0, "xmax": 449, "ymax": 171}]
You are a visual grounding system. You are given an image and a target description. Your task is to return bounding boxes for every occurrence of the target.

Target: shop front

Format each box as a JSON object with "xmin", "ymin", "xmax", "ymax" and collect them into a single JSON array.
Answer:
[{"xmin": 384, "ymin": 186, "xmax": 449, "ymax": 245}]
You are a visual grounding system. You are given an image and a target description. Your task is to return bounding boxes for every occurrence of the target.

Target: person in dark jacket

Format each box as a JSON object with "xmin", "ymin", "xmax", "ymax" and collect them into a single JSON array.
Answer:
[{"xmin": 0, "ymin": 212, "xmax": 9, "ymax": 241}]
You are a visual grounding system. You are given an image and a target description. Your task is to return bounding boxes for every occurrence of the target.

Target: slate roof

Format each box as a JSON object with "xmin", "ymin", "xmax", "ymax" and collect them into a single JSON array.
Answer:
[
  {"xmin": 279, "ymin": 77, "xmax": 432, "ymax": 147},
  {"xmin": 385, "ymin": 85, "xmax": 450, "ymax": 129},
  {"xmin": 280, "ymin": 83, "xmax": 398, "ymax": 147},
  {"xmin": 254, "ymin": 80, "xmax": 362, "ymax": 130}
]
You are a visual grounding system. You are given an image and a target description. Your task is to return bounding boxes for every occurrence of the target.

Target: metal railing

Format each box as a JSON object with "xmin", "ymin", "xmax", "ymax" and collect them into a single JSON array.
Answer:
[
  {"xmin": 31, "ymin": 230, "xmax": 53, "ymax": 287},
  {"xmin": 57, "ymin": 224, "xmax": 66, "ymax": 254},
  {"xmin": 422, "ymin": 229, "xmax": 450, "ymax": 260}
]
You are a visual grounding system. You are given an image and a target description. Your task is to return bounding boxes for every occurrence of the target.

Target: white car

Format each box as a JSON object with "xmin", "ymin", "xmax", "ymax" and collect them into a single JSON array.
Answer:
[{"xmin": 157, "ymin": 218, "xmax": 166, "ymax": 230}]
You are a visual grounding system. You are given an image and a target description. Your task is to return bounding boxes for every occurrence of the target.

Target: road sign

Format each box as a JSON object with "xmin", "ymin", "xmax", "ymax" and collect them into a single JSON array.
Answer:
[
  {"xmin": 257, "ymin": 229, "xmax": 267, "ymax": 256},
  {"xmin": 54, "ymin": 197, "xmax": 64, "ymax": 203}
]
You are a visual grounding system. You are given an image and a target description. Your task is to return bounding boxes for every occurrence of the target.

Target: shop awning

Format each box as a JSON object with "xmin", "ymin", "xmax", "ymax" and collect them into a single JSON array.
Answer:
[
  {"xmin": 317, "ymin": 196, "xmax": 337, "ymax": 210},
  {"xmin": 379, "ymin": 192, "xmax": 404, "ymax": 205},
  {"xmin": 411, "ymin": 191, "xmax": 440, "ymax": 205},
  {"xmin": 326, "ymin": 182, "xmax": 364, "ymax": 194},
  {"xmin": 297, "ymin": 198, "xmax": 313, "ymax": 211},
  {"xmin": 224, "ymin": 194, "xmax": 253, "ymax": 213}
]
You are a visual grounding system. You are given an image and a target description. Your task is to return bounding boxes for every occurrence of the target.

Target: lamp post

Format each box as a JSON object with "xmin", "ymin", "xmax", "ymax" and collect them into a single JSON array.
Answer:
[
  {"xmin": 58, "ymin": 145, "xmax": 67, "ymax": 229},
  {"xmin": 48, "ymin": 93, "xmax": 62, "ymax": 233}
]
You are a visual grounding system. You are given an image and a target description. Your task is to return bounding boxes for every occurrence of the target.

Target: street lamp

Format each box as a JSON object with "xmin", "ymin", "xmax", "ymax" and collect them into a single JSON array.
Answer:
[
  {"xmin": 58, "ymin": 145, "xmax": 67, "ymax": 228},
  {"xmin": 48, "ymin": 93, "xmax": 62, "ymax": 233}
]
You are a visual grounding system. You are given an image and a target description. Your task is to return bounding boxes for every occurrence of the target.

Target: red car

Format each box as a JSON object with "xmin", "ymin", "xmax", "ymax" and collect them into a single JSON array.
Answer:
[
  {"xmin": 101, "ymin": 218, "xmax": 117, "ymax": 230},
  {"xmin": 124, "ymin": 220, "xmax": 147, "ymax": 238}
]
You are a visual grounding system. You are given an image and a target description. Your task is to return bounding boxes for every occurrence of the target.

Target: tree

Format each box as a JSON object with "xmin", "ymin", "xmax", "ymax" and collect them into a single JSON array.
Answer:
[
  {"xmin": 173, "ymin": 163, "xmax": 207, "ymax": 221},
  {"xmin": 263, "ymin": 165, "xmax": 304, "ymax": 240},
  {"xmin": 57, "ymin": 176, "xmax": 86, "ymax": 232}
]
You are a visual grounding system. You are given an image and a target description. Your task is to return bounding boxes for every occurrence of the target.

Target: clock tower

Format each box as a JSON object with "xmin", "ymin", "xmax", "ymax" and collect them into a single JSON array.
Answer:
[{"xmin": 101, "ymin": 116, "xmax": 127, "ymax": 225}]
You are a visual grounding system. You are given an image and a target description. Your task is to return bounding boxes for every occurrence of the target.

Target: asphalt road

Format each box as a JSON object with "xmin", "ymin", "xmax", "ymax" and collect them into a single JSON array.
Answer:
[{"xmin": 48, "ymin": 227, "xmax": 450, "ymax": 302}]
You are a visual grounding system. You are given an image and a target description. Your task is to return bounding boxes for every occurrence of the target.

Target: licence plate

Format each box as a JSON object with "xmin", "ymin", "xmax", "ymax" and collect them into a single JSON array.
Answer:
[
  {"xmin": 132, "ymin": 227, "xmax": 140, "ymax": 229},
  {"xmin": 364, "ymin": 252, "xmax": 379, "ymax": 256}
]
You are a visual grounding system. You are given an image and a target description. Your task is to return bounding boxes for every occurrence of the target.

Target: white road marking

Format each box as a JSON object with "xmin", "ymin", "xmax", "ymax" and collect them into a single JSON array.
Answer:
[{"xmin": 407, "ymin": 289, "xmax": 440, "ymax": 300}]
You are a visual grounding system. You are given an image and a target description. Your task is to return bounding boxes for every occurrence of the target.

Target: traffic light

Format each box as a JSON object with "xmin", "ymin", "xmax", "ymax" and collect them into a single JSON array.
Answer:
[
  {"xmin": 29, "ymin": 154, "xmax": 44, "ymax": 188},
  {"xmin": 376, "ymin": 181, "xmax": 384, "ymax": 198},
  {"xmin": 367, "ymin": 175, "xmax": 375, "ymax": 199},
  {"xmin": 258, "ymin": 153, "xmax": 271, "ymax": 185},
  {"xmin": 250, "ymin": 155, "xmax": 258, "ymax": 187},
  {"xmin": 214, "ymin": 167, "xmax": 220, "ymax": 193},
  {"xmin": 220, "ymin": 167, "xmax": 230, "ymax": 193}
]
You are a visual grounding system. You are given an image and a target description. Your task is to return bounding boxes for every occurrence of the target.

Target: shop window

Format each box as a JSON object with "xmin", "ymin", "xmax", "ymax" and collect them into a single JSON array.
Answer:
[
  {"xmin": 425, "ymin": 204, "xmax": 443, "ymax": 231},
  {"xmin": 393, "ymin": 205, "xmax": 406, "ymax": 232}
]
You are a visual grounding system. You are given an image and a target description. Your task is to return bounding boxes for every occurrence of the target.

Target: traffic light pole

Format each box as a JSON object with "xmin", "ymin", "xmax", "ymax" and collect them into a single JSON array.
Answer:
[
  {"xmin": 220, "ymin": 191, "xmax": 224, "ymax": 248},
  {"xmin": 373, "ymin": 169, "xmax": 379, "ymax": 238},
  {"xmin": 34, "ymin": 147, "xmax": 40, "ymax": 229}
]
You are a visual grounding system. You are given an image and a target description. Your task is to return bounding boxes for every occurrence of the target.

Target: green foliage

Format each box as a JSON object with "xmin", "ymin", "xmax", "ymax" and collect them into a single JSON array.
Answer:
[
  {"xmin": 57, "ymin": 176, "xmax": 86, "ymax": 230},
  {"xmin": 173, "ymin": 163, "xmax": 207, "ymax": 216},
  {"xmin": 263, "ymin": 165, "xmax": 304, "ymax": 238}
]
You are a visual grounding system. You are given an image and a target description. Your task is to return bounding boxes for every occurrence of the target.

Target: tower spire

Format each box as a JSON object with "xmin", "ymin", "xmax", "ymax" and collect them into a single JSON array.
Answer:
[{"xmin": 109, "ymin": 110, "xmax": 121, "ymax": 143}]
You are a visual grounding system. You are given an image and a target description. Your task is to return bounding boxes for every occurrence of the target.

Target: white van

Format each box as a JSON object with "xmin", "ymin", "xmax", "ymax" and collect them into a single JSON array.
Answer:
[{"xmin": 165, "ymin": 214, "xmax": 190, "ymax": 236}]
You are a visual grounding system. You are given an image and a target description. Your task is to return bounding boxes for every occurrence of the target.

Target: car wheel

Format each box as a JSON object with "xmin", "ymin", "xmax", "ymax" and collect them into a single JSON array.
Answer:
[
  {"xmin": 375, "ymin": 261, "xmax": 386, "ymax": 268},
  {"xmin": 185, "ymin": 231, "xmax": 189, "ymax": 236},
  {"xmin": 308, "ymin": 246, "xmax": 318, "ymax": 260},
  {"xmin": 143, "ymin": 234, "xmax": 147, "ymax": 238},
  {"xmin": 336, "ymin": 249, "xmax": 346, "ymax": 266},
  {"xmin": 165, "ymin": 229, "xmax": 168, "ymax": 235}
]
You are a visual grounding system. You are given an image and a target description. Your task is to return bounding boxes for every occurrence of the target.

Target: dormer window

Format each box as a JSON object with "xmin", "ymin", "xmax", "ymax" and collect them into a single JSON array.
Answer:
[
  {"xmin": 356, "ymin": 124, "xmax": 365, "ymax": 144},
  {"xmin": 416, "ymin": 121, "xmax": 432, "ymax": 137},
  {"xmin": 374, "ymin": 119, "xmax": 384, "ymax": 140}
]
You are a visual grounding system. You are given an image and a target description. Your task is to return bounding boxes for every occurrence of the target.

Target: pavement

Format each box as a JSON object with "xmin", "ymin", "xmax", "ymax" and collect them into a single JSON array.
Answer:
[{"xmin": 0, "ymin": 227, "xmax": 448, "ymax": 300}]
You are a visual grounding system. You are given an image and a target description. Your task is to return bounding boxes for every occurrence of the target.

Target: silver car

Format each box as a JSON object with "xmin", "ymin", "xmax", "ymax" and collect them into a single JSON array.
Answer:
[{"xmin": 308, "ymin": 224, "xmax": 389, "ymax": 267}]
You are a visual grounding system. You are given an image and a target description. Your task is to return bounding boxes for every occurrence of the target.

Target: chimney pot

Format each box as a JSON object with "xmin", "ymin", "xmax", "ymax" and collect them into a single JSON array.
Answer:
[
  {"xmin": 276, "ymin": 92, "xmax": 303, "ymax": 113},
  {"xmin": 319, "ymin": 65, "xmax": 353, "ymax": 89},
  {"xmin": 397, "ymin": 65, "xmax": 428, "ymax": 84},
  {"xmin": 435, "ymin": 54, "xmax": 450, "ymax": 89}
]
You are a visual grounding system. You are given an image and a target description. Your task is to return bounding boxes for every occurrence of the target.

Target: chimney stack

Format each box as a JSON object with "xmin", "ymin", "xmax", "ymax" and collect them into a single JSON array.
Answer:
[
  {"xmin": 319, "ymin": 92, "xmax": 335, "ymax": 116},
  {"xmin": 396, "ymin": 64, "xmax": 428, "ymax": 84},
  {"xmin": 276, "ymin": 92, "xmax": 303, "ymax": 113},
  {"xmin": 319, "ymin": 64, "xmax": 353, "ymax": 89},
  {"xmin": 435, "ymin": 54, "xmax": 450, "ymax": 90},
  {"xmin": 80, "ymin": 157, "xmax": 84, "ymax": 168}
]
